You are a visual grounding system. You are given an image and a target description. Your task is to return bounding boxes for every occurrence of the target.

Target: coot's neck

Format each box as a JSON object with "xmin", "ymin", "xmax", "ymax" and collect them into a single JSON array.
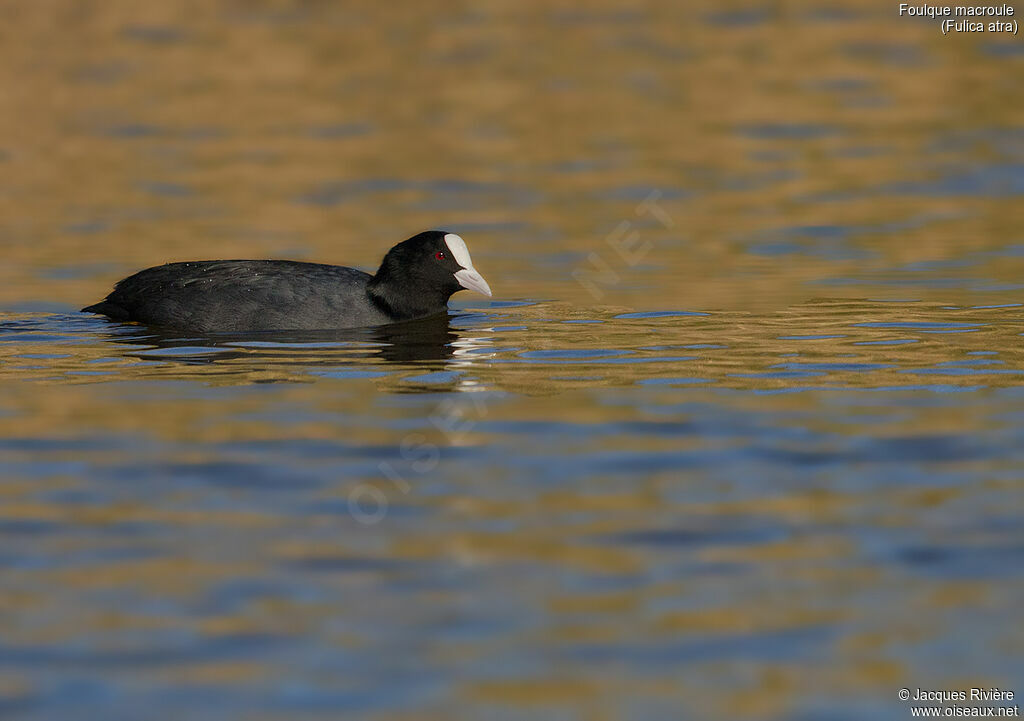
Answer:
[{"xmin": 367, "ymin": 274, "xmax": 452, "ymax": 322}]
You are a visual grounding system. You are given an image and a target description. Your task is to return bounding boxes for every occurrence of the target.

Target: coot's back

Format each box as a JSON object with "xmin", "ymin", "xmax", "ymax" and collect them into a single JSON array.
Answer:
[{"xmin": 83, "ymin": 260, "xmax": 385, "ymax": 332}]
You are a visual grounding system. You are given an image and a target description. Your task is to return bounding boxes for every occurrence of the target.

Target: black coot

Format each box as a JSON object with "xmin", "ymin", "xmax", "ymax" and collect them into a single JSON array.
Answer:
[{"xmin": 82, "ymin": 230, "xmax": 492, "ymax": 332}]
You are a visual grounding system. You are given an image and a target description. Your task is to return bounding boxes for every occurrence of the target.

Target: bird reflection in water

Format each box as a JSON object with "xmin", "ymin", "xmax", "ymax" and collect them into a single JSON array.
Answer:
[{"xmin": 95, "ymin": 312, "xmax": 494, "ymax": 389}]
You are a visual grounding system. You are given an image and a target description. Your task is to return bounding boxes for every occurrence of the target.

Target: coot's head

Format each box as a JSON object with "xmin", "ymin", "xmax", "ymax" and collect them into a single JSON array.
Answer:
[{"xmin": 369, "ymin": 230, "xmax": 492, "ymax": 320}]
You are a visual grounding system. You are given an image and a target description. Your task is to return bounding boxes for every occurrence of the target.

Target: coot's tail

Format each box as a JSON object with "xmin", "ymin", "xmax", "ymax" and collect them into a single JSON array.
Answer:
[{"xmin": 81, "ymin": 301, "xmax": 130, "ymax": 320}]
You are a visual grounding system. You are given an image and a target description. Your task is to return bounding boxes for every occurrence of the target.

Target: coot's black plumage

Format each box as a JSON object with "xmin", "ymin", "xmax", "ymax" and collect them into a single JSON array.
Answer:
[{"xmin": 82, "ymin": 230, "xmax": 492, "ymax": 332}]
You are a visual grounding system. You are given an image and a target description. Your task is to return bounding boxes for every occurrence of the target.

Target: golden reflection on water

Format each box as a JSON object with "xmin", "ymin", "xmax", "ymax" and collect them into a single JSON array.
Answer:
[
  {"xmin": 1, "ymin": 0, "xmax": 1021, "ymax": 313},
  {"xmin": 1, "ymin": 0, "xmax": 1023, "ymax": 719}
]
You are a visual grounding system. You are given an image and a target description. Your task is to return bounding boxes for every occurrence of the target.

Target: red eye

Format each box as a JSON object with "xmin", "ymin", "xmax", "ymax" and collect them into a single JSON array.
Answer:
[{"xmin": 435, "ymin": 251, "xmax": 445, "ymax": 260}]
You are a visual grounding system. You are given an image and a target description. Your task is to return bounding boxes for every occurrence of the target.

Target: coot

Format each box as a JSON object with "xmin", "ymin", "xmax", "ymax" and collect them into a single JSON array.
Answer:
[{"xmin": 82, "ymin": 230, "xmax": 492, "ymax": 332}]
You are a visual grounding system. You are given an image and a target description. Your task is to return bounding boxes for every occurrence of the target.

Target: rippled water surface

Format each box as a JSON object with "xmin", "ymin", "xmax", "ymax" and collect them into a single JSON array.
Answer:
[{"xmin": 2, "ymin": 2, "xmax": 1023, "ymax": 720}]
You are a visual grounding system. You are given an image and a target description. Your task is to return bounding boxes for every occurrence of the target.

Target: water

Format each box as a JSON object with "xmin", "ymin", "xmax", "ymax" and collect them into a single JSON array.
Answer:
[{"xmin": 2, "ymin": 2, "xmax": 1023, "ymax": 720}]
